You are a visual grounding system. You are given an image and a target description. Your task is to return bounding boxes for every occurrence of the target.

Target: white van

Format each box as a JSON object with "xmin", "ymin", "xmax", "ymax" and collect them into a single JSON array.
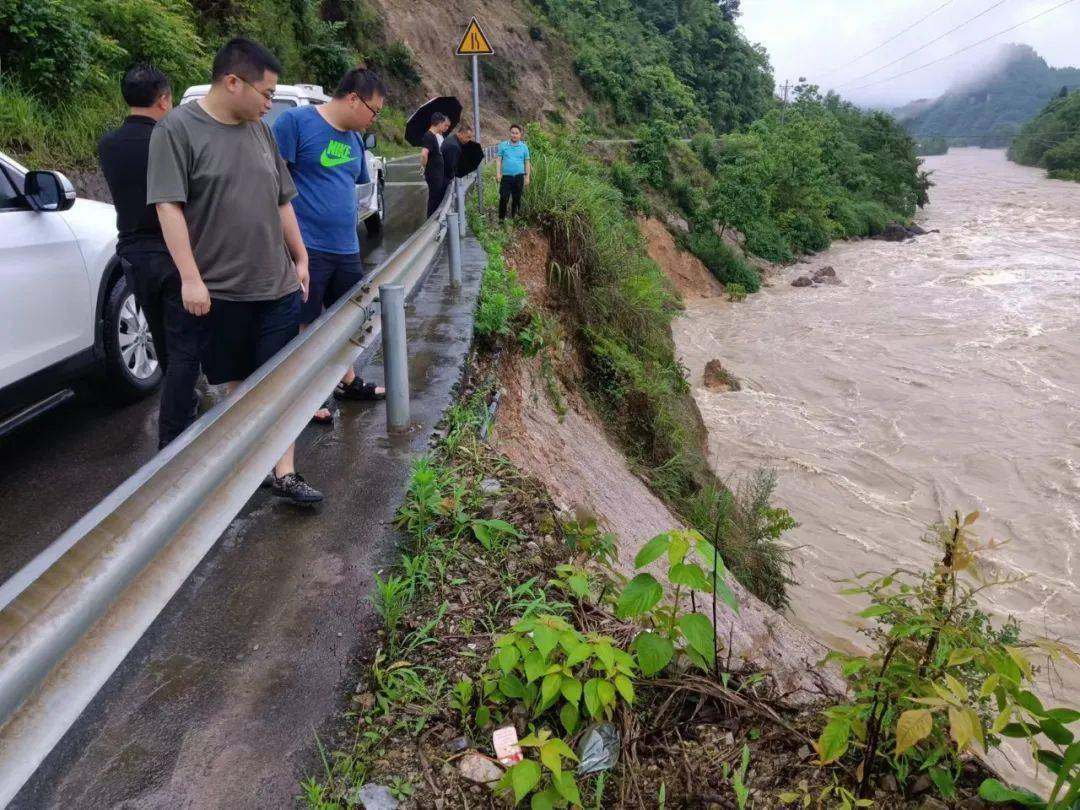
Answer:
[{"xmin": 179, "ymin": 83, "xmax": 387, "ymax": 234}]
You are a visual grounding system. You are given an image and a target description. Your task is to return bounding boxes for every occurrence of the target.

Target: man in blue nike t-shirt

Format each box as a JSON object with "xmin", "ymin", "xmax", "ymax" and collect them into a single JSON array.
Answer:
[{"xmin": 273, "ymin": 68, "xmax": 388, "ymax": 423}]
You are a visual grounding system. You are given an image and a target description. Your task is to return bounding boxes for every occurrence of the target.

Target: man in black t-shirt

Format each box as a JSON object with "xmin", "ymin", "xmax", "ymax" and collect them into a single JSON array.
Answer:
[
  {"xmin": 441, "ymin": 122, "xmax": 473, "ymax": 182},
  {"xmin": 420, "ymin": 112, "xmax": 450, "ymax": 217},
  {"xmin": 98, "ymin": 64, "xmax": 203, "ymax": 450}
]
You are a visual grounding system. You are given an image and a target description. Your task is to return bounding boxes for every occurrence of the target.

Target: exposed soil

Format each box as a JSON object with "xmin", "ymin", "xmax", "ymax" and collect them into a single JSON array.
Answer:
[
  {"xmin": 372, "ymin": 0, "xmax": 593, "ymax": 141},
  {"xmin": 492, "ymin": 348, "xmax": 846, "ymax": 706},
  {"xmin": 504, "ymin": 227, "xmax": 554, "ymax": 306},
  {"xmin": 637, "ymin": 217, "xmax": 725, "ymax": 300}
]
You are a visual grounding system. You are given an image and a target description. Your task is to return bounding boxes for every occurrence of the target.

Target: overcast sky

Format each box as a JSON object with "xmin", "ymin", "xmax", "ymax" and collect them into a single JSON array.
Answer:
[{"xmin": 738, "ymin": 0, "xmax": 1080, "ymax": 109}]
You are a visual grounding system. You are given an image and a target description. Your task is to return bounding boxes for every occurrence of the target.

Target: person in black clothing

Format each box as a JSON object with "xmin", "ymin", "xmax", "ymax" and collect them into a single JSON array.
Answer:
[
  {"xmin": 441, "ymin": 121, "xmax": 473, "ymax": 183},
  {"xmin": 420, "ymin": 112, "xmax": 450, "ymax": 217},
  {"xmin": 98, "ymin": 65, "xmax": 204, "ymax": 450}
]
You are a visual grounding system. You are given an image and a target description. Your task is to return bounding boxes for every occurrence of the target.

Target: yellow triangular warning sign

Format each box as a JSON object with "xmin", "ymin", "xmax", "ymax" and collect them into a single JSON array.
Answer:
[{"xmin": 456, "ymin": 17, "xmax": 494, "ymax": 56}]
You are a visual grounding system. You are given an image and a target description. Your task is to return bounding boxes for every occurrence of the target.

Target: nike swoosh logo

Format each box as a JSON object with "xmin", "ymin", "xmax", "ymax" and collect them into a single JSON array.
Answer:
[{"xmin": 320, "ymin": 149, "xmax": 358, "ymax": 168}]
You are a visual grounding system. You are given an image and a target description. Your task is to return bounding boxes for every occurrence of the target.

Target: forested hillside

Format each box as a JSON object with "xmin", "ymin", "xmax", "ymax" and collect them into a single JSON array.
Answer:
[
  {"xmin": 0, "ymin": 0, "xmax": 774, "ymax": 169},
  {"xmin": 0, "ymin": 0, "xmax": 926, "ymax": 249},
  {"xmin": 896, "ymin": 44, "xmax": 1080, "ymax": 149},
  {"xmin": 1009, "ymin": 90, "xmax": 1080, "ymax": 181},
  {"xmin": 0, "ymin": 0, "xmax": 431, "ymax": 168}
]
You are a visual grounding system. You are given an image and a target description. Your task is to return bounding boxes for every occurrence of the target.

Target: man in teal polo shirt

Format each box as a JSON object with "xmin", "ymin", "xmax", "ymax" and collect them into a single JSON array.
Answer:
[{"xmin": 496, "ymin": 124, "xmax": 530, "ymax": 221}]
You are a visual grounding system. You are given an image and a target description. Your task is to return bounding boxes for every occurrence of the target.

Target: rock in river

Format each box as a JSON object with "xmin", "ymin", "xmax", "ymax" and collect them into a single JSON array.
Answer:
[
  {"xmin": 703, "ymin": 359, "xmax": 741, "ymax": 392},
  {"xmin": 791, "ymin": 276, "xmax": 814, "ymax": 287}
]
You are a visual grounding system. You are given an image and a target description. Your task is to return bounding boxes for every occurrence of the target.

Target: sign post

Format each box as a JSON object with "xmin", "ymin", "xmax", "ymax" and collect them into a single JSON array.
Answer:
[{"xmin": 456, "ymin": 17, "xmax": 494, "ymax": 212}]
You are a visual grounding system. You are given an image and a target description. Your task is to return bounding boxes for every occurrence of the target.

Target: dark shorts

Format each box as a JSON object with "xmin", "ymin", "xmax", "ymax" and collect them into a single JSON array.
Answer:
[
  {"xmin": 300, "ymin": 249, "xmax": 365, "ymax": 325},
  {"xmin": 201, "ymin": 290, "xmax": 301, "ymax": 385}
]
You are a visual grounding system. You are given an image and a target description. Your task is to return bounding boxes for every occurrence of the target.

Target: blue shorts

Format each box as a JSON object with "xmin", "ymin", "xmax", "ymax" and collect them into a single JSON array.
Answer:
[{"xmin": 301, "ymin": 248, "xmax": 366, "ymax": 325}]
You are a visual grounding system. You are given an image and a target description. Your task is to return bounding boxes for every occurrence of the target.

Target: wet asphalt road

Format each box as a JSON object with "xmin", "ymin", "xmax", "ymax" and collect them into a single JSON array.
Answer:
[
  {"xmin": 8, "ymin": 157, "xmax": 486, "ymax": 808},
  {"xmin": 0, "ymin": 157, "xmax": 425, "ymax": 582}
]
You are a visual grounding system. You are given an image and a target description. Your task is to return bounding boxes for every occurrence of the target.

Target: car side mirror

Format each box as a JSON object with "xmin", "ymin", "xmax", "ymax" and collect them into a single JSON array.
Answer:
[
  {"xmin": 363, "ymin": 133, "xmax": 377, "ymax": 150},
  {"xmin": 25, "ymin": 171, "xmax": 75, "ymax": 212}
]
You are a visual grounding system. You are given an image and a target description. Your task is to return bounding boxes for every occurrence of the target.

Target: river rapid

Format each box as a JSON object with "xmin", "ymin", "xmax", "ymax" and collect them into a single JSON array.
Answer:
[{"xmin": 674, "ymin": 149, "xmax": 1080, "ymax": 721}]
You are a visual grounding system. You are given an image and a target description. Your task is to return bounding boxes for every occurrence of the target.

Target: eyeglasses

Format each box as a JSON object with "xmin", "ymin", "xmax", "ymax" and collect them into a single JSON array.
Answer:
[
  {"xmin": 234, "ymin": 75, "xmax": 275, "ymax": 102},
  {"xmin": 356, "ymin": 95, "xmax": 382, "ymax": 119}
]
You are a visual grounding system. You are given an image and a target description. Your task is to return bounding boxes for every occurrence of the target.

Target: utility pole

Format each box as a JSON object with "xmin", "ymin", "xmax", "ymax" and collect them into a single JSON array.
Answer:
[{"xmin": 780, "ymin": 79, "xmax": 791, "ymax": 127}]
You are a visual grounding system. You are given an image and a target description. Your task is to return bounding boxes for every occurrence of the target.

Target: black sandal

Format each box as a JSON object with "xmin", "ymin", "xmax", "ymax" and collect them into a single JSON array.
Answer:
[
  {"xmin": 311, "ymin": 397, "xmax": 335, "ymax": 424},
  {"xmin": 334, "ymin": 379, "xmax": 386, "ymax": 401}
]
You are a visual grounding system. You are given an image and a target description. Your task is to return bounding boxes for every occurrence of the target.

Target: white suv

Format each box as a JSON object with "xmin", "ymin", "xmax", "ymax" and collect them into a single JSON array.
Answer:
[
  {"xmin": 179, "ymin": 83, "xmax": 387, "ymax": 233},
  {"xmin": 0, "ymin": 151, "xmax": 161, "ymax": 437}
]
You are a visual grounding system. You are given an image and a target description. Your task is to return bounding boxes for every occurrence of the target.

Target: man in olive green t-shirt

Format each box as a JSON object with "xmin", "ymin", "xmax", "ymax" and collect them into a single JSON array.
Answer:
[{"xmin": 148, "ymin": 37, "xmax": 322, "ymax": 505}]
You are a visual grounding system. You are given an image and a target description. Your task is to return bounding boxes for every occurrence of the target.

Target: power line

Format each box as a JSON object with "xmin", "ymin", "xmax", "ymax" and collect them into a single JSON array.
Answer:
[
  {"xmin": 835, "ymin": 0, "xmax": 1011, "ymax": 88},
  {"xmin": 817, "ymin": 0, "xmax": 957, "ymax": 79},
  {"xmin": 851, "ymin": 0, "xmax": 1079, "ymax": 91}
]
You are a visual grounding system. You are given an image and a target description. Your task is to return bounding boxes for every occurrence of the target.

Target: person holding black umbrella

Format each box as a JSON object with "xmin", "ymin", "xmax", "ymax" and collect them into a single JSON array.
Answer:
[{"xmin": 420, "ymin": 113, "xmax": 451, "ymax": 217}]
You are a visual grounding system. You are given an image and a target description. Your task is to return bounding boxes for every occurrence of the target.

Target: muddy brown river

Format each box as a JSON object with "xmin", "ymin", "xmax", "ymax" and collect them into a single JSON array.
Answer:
[{"xmin": 675, "ymin": 149, "xmax": 1080, "ymax": 766}]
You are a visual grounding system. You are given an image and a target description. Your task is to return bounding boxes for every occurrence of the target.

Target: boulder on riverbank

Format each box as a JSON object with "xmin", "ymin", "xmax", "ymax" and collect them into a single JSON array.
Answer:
[
  {"xmin": 703, "ymin": 359, "xmax": 740, "ymax": 392},
  {"xmin": 876, "ymin": 221, "xmax": 939, "ymax": 242},
  {"xmin": 879, "ymin": 222, "xmax": 914, "ymax": 241}
]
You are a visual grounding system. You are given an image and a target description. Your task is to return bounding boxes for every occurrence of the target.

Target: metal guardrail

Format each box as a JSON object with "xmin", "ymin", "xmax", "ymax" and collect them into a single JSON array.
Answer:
[{"xmin": 0, "ymin": 173, "xmax": 474, "ymax": 806}]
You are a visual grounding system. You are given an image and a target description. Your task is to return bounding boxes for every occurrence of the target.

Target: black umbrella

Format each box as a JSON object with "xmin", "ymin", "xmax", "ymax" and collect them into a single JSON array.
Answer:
[
  {"xmin": 405, "ymin": 97, "xmax": 463, "ymax": 147},
  {"xmin": 455, "ymin": 140, "xmax": 485, "ymax": 177}
]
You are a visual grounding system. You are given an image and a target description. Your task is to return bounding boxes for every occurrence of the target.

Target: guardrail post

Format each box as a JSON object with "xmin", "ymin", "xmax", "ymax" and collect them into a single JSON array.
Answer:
[
  {"xmin": 456, "ymin": 179, "xmax": 467, "ymax": 237},
  {"xmin": 379, "ymin": 284, "xmax": 410, "ymax": 432},
  {"xmin": 447, "ymin": 212, "xmax": 463, "ymax": 288}
]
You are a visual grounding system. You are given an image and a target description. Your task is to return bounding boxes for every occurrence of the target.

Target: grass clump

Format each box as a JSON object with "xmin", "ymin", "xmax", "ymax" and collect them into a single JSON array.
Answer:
[{"xmin": 471, "ymin": 223, "xmax": 526, "ymax": 342}]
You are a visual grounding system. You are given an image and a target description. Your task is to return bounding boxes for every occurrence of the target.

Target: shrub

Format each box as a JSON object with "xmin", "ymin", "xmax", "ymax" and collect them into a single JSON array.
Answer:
[
  {"xmin": 0, "ymin": 0, "xmax": 106, "ymax": 98},
  {"xmin": 681, "ymin": 229, "xmax": 761, "ymax": 293},
  {"xmin": 80, "ymin": 0, "xmax": 209, "ymax": 93},
  {"xmin": 820, "ymin": 512, "xmax": 1080, "ymax": 803},
  {"xmin": 671, "ymin": 177, "xmax": 704, "ymax": 220},
  {"xmin": 684, "ymin": 473, "xmax": 796, "ymax": 611},
  {"xmin": 609, "ymin": 160, "xmax": 646, "ymax": 213},
  {"xmin": 1044, "ymin": 135, "xmax": 1080, "ymax": 175}
]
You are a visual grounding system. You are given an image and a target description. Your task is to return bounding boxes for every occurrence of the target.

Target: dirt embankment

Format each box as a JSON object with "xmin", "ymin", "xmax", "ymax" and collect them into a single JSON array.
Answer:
[
  {"xmin": 495, "ymin": 230, "xmax": 845, "ymax": 705},
  {"xmin": 372, "ymin": 0, "xmax": 591, "ymax": 142},
  {"xmin": 637, "ymin": 216, "xmax": 724, "ymax": 299}
]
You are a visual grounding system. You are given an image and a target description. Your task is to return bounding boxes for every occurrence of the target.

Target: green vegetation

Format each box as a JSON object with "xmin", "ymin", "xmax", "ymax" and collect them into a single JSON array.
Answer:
[
  {"xmin": 303, "ymin": 368, "xmax": 764, "ymax": 807},
  {"xmin": 0, "ymin": 0, "xmax": 419, "ymax": 169},
  {"xmin": 610, "ymin": 83, "xmax": 928, "ymax": 281},
  {"xmin": 896, "ymin": 44, "xmax": 1080, "ymax": 148},
  {"xmin": 470, "ymin": 124, "xmax": 798, "ymax": 610},
  {"xmin": 528, "ymin": 0, "xmax": 772, "ymax": 132},
  {"xmin": 1009, "ymin": 90, "xmax": 1080, "ymax": 182},
  {"xmin": 473, "ymin": 224, "xmax": 527, "ymax": 342},
  {"xmin": 819, "ymin": 512, "xmax": 1080, "ymax": 804}
]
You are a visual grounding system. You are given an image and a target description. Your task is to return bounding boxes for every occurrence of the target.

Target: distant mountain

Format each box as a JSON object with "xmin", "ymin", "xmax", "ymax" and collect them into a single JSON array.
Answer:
[{"xmin": 896, "ymin": 44, "xmax": 1080, "ymax": 148}]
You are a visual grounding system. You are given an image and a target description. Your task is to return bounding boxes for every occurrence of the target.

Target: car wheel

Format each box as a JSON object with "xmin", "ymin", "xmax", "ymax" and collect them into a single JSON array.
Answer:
[
  {"xmin": 103, "ymin": 276, "xmax": 162, "ymax": 400},
  {"xmin": 365, "ymin": 177, "xmax": 385, "ymax": 235}
]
